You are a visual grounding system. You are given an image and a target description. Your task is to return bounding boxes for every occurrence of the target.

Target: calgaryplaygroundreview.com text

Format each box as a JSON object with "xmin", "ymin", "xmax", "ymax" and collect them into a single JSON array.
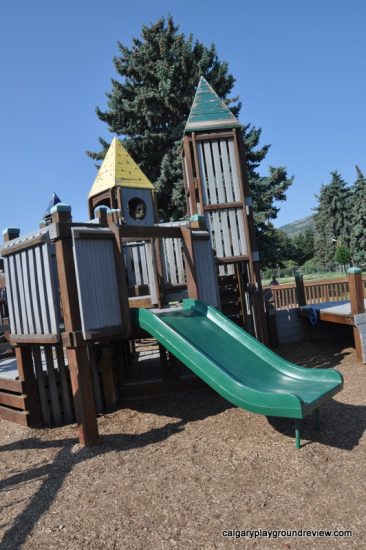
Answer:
[{"xmin": 222, "ymin": 528, "xmax": 352, "ymax": 540}]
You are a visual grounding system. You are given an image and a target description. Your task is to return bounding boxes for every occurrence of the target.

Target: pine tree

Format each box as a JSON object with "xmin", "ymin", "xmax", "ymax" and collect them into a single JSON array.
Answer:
[
  {"xmin": 89, "ymin": 16, "xmax": 293, "ymax": 266},
  {"xmin": 349, "ymin": 166, "xmax": 366, "ymax": 265},
  {"xmin": 292, "ymin": 228, "xmax": 315, "ymax": 265},
  {"xmin": 313, "ymin": 171, "xmax": 351, "ymax": 264}
]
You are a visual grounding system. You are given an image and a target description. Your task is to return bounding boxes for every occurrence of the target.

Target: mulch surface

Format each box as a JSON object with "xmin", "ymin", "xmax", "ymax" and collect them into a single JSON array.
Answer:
[{"xmin": 1, "ymin": 338, "xmax": 365, "ymax": 549}]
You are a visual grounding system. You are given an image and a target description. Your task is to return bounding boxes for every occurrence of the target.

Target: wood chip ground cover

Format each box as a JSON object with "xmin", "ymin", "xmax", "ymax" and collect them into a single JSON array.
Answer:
[{"xmin": 0, "ymin": 339, "xmax": 365, "ymax": 549}]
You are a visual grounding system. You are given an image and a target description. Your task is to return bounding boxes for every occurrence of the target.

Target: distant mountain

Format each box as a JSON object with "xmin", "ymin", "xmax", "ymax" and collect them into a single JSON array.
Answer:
[{"xmin": 279, "ymin": 215, "xmax": 315, "ymax": 237}]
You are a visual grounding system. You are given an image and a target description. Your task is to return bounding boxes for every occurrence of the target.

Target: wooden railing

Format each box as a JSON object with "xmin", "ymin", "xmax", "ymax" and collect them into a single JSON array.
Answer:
[{"xmin": 267, "ymin": 276, "xmax": 366, "ymax": 310}]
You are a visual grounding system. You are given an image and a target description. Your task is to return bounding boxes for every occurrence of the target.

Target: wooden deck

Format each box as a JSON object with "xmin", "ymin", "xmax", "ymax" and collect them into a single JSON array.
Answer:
[{"xmin": 299, "ymin": 299, "xmax": 366, "ymax": 326}]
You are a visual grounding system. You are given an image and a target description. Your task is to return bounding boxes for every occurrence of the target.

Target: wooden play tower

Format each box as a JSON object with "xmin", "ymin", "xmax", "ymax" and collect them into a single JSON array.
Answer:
[{"xmin": 182, "ymin": 77, "xmax": 267, "ymax": 342}]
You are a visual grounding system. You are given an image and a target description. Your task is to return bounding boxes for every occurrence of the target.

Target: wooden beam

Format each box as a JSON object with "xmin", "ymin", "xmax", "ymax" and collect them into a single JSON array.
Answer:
[
  {"xmin": 0, "ymin": 377, "xmax": 24, "ymax": 393},
  {"xmin": 0, "ymin": 405, "xmax": 30, "ymax": 426},
  {"xmin": 193, "ymin": 131, "xmax": 234, "ymax": 141},
  {"xmin": 0, "ymin": 391, "xmax": 26, "ymax": 410},
  {"xmin": 119, "ymin": 225, "xmax": 182, "ymax": 240},
  {"xmin": 9, "ymin": 334, "xmax": 61, "ymax": 345},
  {"xmin": 203, "ymin": 202, "xmax": 243, "ymax": 212},
  {"xmin": 183, "ymin": 135, "xmax": 197, "ymax": 216},
  {"xmin": 191, "ymin": 133, "xmax": 204, "ymax": 214},
  {"xmin": 1, "ymin": 233, "xmax": 49, "ymax": 257}
]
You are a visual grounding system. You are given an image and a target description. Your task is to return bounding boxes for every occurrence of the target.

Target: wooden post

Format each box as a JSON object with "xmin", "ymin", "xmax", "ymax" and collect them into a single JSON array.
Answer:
[
  {"xmin": 189, "ymin": 214, "xmax": 206, "ymax": 230},
  {"xmin": 348, "ymin": 267, "xmax": 365, "ymax": 362},
  {"xmin": 51, "ymin": 204, "xmax": 99, "ymax": 446},
  {"xmin": 295, "ymin": 271, "xmax": 306, "ymax": 307},
  {"xmin": 95, "ymin": 205, "xmax": 109, "ymax": 225},
  {"xmin": 348, "ymin": 268, "xmax": 365, "ymax": 315},
  {"xmin": 2, "ymin": 227, "xmax": 20, "ymax": 243}
]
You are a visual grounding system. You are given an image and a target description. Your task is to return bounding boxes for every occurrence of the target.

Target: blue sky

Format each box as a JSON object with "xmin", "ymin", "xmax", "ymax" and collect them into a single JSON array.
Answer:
[{"xmin": 1, "ymin": 1, "xmax": 365, "ymax": 234}]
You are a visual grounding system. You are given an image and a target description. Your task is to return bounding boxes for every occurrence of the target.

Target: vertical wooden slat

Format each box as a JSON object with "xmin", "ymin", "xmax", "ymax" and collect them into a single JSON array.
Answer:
[
  {"xmin": 55, "ymin": 345, "xmax": 73, "ymax": 423},
  {"xmin": 35, "ymin": 245, "xmax": 50, "ymax": 333},
  {"xmin": 28, "ymin": 248, "xmax": 42, "ymax": 333},
  {"xmin": 41, "ymin": 244, "xmax": 59, "ymax": 335},
  {"xmin": 15, "ymin": 254, "xmax": 29, "ymax": 333},
  {"xmin": 174, "ymin": 239, "xmax": 185, "ymax": 284},
  {"xmin": 32, "ymin": 346, "xmax": 51, "ymax": 425},
  {"xmin": 165, "ymin": 238, "xmax": 177, "ymax": 284},
  {"xmin": 21, "ymin": 251, "xmax": 35, "ymax": 333},
  {"xmin": 203, "ymin": 141, "xmax": 218, "ymax": 204},
  {"xmin": 124, "ymin": 245, "xmax": 135, "ymax": 286},
  {"xmin": 89, "ymin": 346, "xmax": 103, "ymax": 414},
  {"xmin": 15, "ymin": 346, "xmax": 42, "ymax": 427},
  {"xmin": 196, "ymin": 141, "xmax": 209, "ymax": 206},
  {"xmin": 44, "ymin": 346, "xmax": 62, "ymax": 424},
  {"xmin": 132, "ymin": 244, "xmax": 142, "ymax": 286},
  {"xmin": 140, "ymin": 243, "xmax": 149, "ymax": 285},
  {"xmin": 145, "ymin": 240, "xmax": 159, "ymax": 305},
  {"xmin": 4, "ymin": 257, "xmax": 16, "ymax": 334},
  {"xmin": 100, "ymin": 346, "xmax": 117, "ymax": 409},
  {"xmin": 227, "ymin": 139, "xmax": 242, "ymax": 201}
]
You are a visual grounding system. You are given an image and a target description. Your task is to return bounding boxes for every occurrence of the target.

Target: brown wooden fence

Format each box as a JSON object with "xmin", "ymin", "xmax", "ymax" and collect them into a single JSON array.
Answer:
[{"xmin": 268, "ymin": 276, "xmax": 366, "ymax": 310}]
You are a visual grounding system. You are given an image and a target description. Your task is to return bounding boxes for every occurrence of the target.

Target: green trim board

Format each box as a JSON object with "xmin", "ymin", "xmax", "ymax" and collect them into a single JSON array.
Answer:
[
  {"xmin": 132, "ymin": 300, "xmax": 343, "ymax": 444},
  {"xmin": 184, "ymin": 77, "xmax": 242, "ymax": 133}
]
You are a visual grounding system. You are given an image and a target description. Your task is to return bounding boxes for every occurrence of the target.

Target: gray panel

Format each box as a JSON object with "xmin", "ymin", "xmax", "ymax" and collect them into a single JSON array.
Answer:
[
  {"xmin": 193, "ymin": 237, "xmax": 220, "ymax": 308},
  {"xmin": 120, "ymin": 188, "xmax": 155, "ymax": 226},
  {"xmin": 3, "ymin": 237, "xmax": 59, "ymax": 337},
  {"xmin": 72, "ymin": 230, "xmax": 123, "ymax": 338}
]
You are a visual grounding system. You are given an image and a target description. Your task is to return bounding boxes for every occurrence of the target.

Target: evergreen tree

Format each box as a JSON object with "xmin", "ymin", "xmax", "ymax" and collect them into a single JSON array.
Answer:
[
  {"xmin": 349, "ymin": 166, "xmax": 366, "ymax": 264},
  {"xmin": 89, "ymin": 16, "xmax": 293, "ymax": 266},
  {"xmin": 313, "ymin": 171, "xmax": 351, "ymax": 264},
  {"xmin": 334, "ymin": 244, "xmax": 351, "ymax": 269},
  {"xmin": 291, "ymin": 227, "xmax": 315, "ymax": 265}
]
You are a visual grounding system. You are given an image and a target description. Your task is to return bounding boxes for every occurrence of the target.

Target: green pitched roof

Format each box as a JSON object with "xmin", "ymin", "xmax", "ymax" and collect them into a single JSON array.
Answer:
[{"xmin": 184, "ymin": 76, "xmax": 241, "ymax": 133}]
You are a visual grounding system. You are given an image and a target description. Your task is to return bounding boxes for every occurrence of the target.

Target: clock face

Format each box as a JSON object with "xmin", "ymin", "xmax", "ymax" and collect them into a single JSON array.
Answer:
[{"xmin": 128, "ymin": 197, "xmax": 147, "ymax": 221}]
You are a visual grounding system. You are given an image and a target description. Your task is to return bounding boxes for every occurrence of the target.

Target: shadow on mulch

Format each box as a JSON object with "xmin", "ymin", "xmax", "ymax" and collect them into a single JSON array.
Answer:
[
  {"xmin": 268, "ymin": 399, "xmax": 366, "ymax": 451},
  {"xmin": 0, "ymin": 389, "xmax": 229, "ymax": 549},
  {"xmin": 123, "ymin": 387, "xmax": 233, "ymax": 419},
  {"xmin": 277, "ymin": 338, "xmax": 354, "ymax": 370}
]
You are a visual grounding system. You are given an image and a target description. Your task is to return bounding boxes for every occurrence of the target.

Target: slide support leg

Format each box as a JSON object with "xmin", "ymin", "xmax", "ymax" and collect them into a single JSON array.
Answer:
[{"xmin": 295, "ymin": 419, "xmax": 301, "ymax": 449}]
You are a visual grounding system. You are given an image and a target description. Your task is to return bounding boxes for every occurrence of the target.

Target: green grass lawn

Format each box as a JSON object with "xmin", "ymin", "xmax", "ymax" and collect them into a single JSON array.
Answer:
[{"xmin": 262, "ymin": 270, "xmax": 348, "ymax": 286}]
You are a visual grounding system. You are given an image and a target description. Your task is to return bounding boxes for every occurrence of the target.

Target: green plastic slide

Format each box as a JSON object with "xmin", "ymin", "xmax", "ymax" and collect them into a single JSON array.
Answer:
[{"xmin": 132, "ymin": 299, "xmax": 343, "ymax": 446}]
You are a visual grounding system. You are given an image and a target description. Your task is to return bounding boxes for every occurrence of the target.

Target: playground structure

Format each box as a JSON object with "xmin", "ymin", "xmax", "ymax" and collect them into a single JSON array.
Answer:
[{"xmin": 0, "ymin": 78, "xmax": 343, "ymax": 448}]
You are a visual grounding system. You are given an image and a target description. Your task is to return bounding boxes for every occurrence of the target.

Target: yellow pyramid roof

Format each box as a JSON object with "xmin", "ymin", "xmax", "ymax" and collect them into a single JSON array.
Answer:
[{"xmin": 88, "ymin": 137, "xmax": 154, "ymax": 198}]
